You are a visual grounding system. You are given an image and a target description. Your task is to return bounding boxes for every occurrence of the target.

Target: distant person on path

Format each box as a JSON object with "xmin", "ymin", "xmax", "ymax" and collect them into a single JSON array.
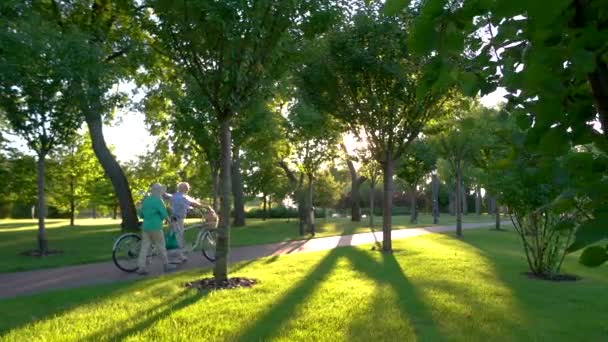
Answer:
[
  {"xmin": 169, "ymin": 182, "xmax": 202, "ymax": 263},
  {"xmin": 136, "ymin": 183, "xmax": 176, "ymax": 275}
]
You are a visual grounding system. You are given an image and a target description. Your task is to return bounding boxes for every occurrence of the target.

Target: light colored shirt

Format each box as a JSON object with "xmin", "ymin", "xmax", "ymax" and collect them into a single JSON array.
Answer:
[
  {"xmin": 139, "ymin": 196, "xmax": 168, "ymax": 231},
  {"xmin": 170, "ymin": 192, "xmax": 196, "ymax": 218}
]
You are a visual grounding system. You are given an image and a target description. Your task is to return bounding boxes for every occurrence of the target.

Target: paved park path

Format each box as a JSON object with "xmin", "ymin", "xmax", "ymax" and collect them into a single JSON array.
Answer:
[{"xmin": 0, "ymin": 222, "xmax": 508, "ymax": 299}]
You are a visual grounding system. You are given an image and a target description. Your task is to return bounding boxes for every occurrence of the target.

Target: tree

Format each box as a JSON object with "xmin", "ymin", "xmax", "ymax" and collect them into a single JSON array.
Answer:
[
  {"xmin": 358, "ymin": 149, "xmax": 382, "ymax": 228},
  {"xmin": 0, "ymin": 8, "xmax": 81, "ymax": 252},
  {"xmin": 241, "ymin": 103, "xmax": 291, "ymax": 220},
  {"xmin": 285, "ymin": 102, "xmax": 339, "ymax": 235},
  {"xmin": 5, "ymin": 0, "xmax": 147, "ymax": 230},
  {"xmin": 387, "ymin": 0, "xmax": 608, "ymax": 267},
  {"xmin": 340, "ymin": 143, "xmax": 367, "ymax": 221},
  {"xmin": 396, "ymin": 140, "xmax": 436, "ymax": 223},
  {"xmin": 487, "ymin": 132, "xmax": 581, "ymax": 277},
  {"xmin": 144, "ymin": 0, "xmax": 340, "ymax": 280},
  {"xmin": 300, "ymin": 7, "xmax": 453, "ymax": 251},
  {"xmin": 313, "ymin": 171, "xmax": 343, "ymax": 213},
  {"xmin": 48, "ymin": 134, "xmax": 99, "ymax": 225},
  {"xmin": 429, "ymin": 103, "xmax": 482, "ymax": 236}
]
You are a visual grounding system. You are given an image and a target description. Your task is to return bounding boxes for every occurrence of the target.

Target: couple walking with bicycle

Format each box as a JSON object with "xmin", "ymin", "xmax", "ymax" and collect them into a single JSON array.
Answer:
[{"xmin": 136, "ymin": 181, "xmax": 210, "ymax": 275}]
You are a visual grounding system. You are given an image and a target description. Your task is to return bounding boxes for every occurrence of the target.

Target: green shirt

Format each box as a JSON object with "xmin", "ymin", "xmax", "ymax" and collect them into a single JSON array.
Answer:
[{"xmin": 139, "ymin": 196, "xmax": 168, "ymax": 231}]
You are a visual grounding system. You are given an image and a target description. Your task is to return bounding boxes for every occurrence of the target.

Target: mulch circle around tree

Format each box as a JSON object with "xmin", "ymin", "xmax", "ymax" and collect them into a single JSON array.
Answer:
[
  {"xmin": 184, "ymin": 277, "xmax": 257, "ymax": 291},
  {"xmin": 20, "ymin": 249, "xmax": 64, "ymax": 257},
  {"xmin": 524, "ymin": 272, "xmax": 581, "ymax": 282}
]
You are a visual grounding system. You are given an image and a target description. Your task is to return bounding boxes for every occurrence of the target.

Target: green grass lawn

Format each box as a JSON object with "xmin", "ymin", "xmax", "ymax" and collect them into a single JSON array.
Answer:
[
  {"xmin": 0, "ymin": 229, "xmax": 606, "ymax": 341},
  {"xmin": 0, "ymin": 214, "xmax": 498, "ymax": 273}
]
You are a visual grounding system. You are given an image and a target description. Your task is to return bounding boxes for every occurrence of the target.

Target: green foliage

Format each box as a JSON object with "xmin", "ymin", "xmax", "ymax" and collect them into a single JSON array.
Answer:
[
  {"xmin": 0, "ymin": 4, "xmax": 81, "ymax": 156},
  {"xmin": 579, "ymin": 245, "xmax": 608, "ymax": 267},
  {"xmin": 396, "ymin": 140, "xmax": 437, "ymax": 188},
  {"xmin": 400, "ymin": 0, "xmax": 608, "ymax": 267},
  {"xmin": 313, "ymin": 171, "xmax": 344, "ymax": 208},
  {"xmin": 287, "ymin": 102, "xmax": 340, "ymax": 177},
  {"xmin": 300, "ymin": 8, "xmax": 452, "ymax": 163},
  {"xmin": 47, "ymin": 134, "xmax": 101, "ymax": 218}
]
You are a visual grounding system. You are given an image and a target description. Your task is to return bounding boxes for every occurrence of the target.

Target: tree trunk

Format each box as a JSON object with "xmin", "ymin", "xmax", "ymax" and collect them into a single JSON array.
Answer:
[
  {"xmin": 214, "ymin": 117, "xmax": 232, "ymax": 282},
  {"xmin": 36, "ymin": 153, "xmax": 48, "ymax": 253},
  {"xmin": 588, "ymin": 53, "xmax": 608, "ymax": 133},
  {"xmin": 461, "ymin": 181, "xmax": 468, "ymax": 215},
  {"xmin": 409, "ymin": 186, "xmax": 417, "ymax": 224},
  {"xmin": 370, "ymin": 178, "xmax": 376, "ymax": 228},
  {"xmin": 455, "ymin": 169, "xmax": 463, "ymax": 237},
  {"xmin": 449, "ymin": 190, "xmax": 455, "ymax": 216},
  {"xmin": 307, "ymin": 173, "xmax": 315, "ymax": 235},
  {"xmin": 382, "ymin": 153, "xmax": 394, "ymax": 252},
  {"xmin": 112, "ymin": 204, "xmax": 118, "ymax": 220},
  {"xmin": 85, "ymin": 113, "xmax": 138, "ymax": 231},
  {"xmin": 92, "ymin": 206, "xmax": 97, "ymax": 219},
  {"xmin": 298, "ymin": 190, "xmax": 306, "ymax": 235},
  {"xmin": 351, "ymin": 180, "xmax": 362, "ymax": 222},
  {"xmin": 262, "ymin": 193, "xmax": 267, "ymax": 221},
  {"xmin": 211, "ymin": 163, "xmax": 220, "ymax": 212},
  {"xmin": 487, "ymin": 195, "xmax": 494, "ymax": 214},
  {"xmin": 341, "ymin": 144, "xmax": 363, "ymax": 221},
  {"xmin": 475, "ymin": 185, "xmax": 482, "ymax": 216},
  {"xmin": 69, "ymin": 176, "xmax": 75, "ymax": 227},
  {"xmin": 431, "ymin": 174, "xmax": 439, "ymax": 224},
  {"xmin": 495, "ymin": 198, "xmax": 501, "ymax": 230},
  {"xmin": 231, "ymin": 146, "xmax": 246, "ymax": 227}
]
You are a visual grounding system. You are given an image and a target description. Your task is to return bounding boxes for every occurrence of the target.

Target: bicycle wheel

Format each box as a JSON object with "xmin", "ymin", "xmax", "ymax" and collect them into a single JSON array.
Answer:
[
  {"xmin": 201, "ymin": 230, "xmax": 217, "ymax": 262},
  {"xmin": 112, "ymin": 233, "xmax": 142, "ymax": 272}
]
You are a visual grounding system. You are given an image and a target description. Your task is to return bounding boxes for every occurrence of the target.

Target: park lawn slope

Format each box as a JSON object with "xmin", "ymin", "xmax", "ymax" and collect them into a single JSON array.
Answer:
[
  {"xmin": 1, "ymin": 229, "xmax": 606, "ymax": 341},
  {"xmin": 0, "ymin": 215, "xmax": 498, "ymax": 273}
]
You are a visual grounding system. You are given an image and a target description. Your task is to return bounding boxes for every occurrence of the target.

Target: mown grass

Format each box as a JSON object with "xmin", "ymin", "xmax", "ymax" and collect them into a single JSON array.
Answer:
[
  {"xmin": 0, "ymin": 214, "xmax": 497, "ymax": 273},
  {"xmin": 0, "ymin": 229, "xmax": 606, "ymax": 341}
]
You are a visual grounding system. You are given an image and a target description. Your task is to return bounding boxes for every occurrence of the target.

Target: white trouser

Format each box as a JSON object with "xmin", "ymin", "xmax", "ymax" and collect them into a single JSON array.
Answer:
[{"xmin": 172, "ymin": 216, "xmax": 186, "ymax": 259}]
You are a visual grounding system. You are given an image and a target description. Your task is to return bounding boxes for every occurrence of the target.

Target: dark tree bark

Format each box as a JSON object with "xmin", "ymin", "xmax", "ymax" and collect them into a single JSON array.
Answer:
[
  {"xmin": 69, "ymin": 175, "xmax": 75, "ymax": 226},
  {"xmin": 307, "ymin": 173, "xmax": 315, "ymax": 235},
  {"xmin": 475, "ymin": 185, "xmax": 482, "ymax": 216},
  {"xmin": 495, "ymin": 198, "xmax": 501, "ymax": 230},
  {"xmin": 85, "ymin": 113, "xmax": 138, "ymax": 231},
  {"xmin": 589, "ymin": 58, "xmax": 608, "ymax": 133},
  {"xmin": 409, "ymin": 186, "xmax": 417, "ymax": 224},
  {"xmin": 214, "ymin": 117, "xmax": 232, "ymax": 282},
  {"xmin": 231, "ymin": 146, "xmax": 246, "ymax": 227},
  {"xmin": 455, "ymin": 169, "xmax": 463, "ymax": 237},
  {"xmin": 382, "ymin": 152, "xmax": 394, "ymax": 252},
  {"xmin": 449, "ymin": 190, "xmax": 455, "ymax": 216},
  {"xmin": 36, "ymin": 153, "xmax": 48, "ymax": 253},
  {"xmin": 369, "ymin": 177, "xmax": 376, "ymax": 228},
  {"xmin": 487, "ymin": 195, "xmax": 494, "ymax": 214},
  {"xmin": 279, "ymin": 161, "xmax": 307, "ymax": 235},
  {"xmin": 431, "ymin": 174, "xmax": 439, "ymax": 224},
  {"xmin": 262, "ymin": 193, "xmax": 268, "ymax": 221},
  {"xmin": 461, "ymin": 181, "xmax": 468, "ymax": 215},
  {"xmin": 112, "ymin": 204, "xmax": 118, "ymax": 220},
  {"xmin": 341, "ymin": 144, "xmax": 366, "ymax": 222},
  {"xmin": 211, "ymin": 162, "xmax": 220, "ymax": 212}
]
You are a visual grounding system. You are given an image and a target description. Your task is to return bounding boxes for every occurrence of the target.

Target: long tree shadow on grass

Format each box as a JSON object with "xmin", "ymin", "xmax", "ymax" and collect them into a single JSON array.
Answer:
[
  {"xmin": 0, "ymin": 274, "xmax": 180, "ymax": 335},
  {"xmin": 235, "ymin": 235, "xmax": 442, "ymax": 341},
  {"xmin": 83, "ymin": 289, "xmax": 203, "ymax": 341}
]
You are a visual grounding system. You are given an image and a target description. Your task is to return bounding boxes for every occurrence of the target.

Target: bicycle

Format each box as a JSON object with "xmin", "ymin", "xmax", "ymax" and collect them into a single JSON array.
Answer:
[{"xmin": 112, "ymin": 207, "xmax": 218, "ymax": 273}]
